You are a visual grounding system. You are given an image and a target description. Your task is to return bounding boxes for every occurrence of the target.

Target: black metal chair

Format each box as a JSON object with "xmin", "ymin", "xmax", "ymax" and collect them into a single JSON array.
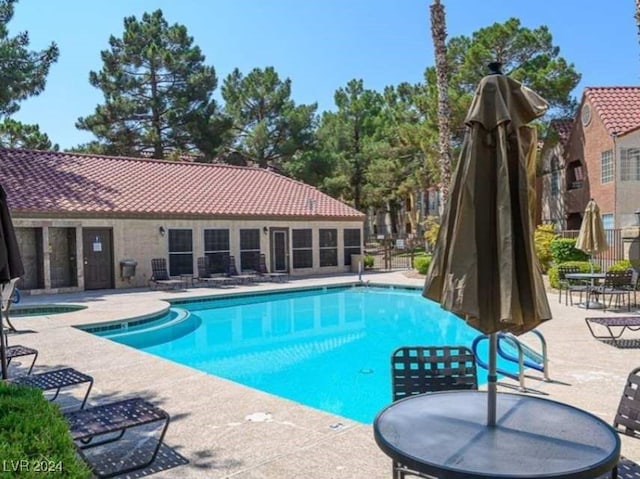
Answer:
[
  {"xmin": 390, "ymin": 346, "xmax": 478, "ymax": 478},
  {"xmin": 611, "ymin": 366, "xmax": 640, "ymax": 478},
  {"xmin": 596, "ymin": 271, "xmax": 633, "ymax": 311},
  {"xmin": 557, "ymin": 265, "xmax": 590, "ymax": 306}
]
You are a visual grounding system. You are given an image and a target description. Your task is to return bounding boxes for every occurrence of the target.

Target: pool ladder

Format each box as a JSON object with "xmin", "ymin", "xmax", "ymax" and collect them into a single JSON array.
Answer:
[{"xmin": 472, "ymin": 329, "xmax": 550, "ymax": 392}]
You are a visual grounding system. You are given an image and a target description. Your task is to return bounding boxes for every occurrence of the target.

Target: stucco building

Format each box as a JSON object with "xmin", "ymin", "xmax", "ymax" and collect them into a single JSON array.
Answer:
[{"xmin": 0, "ymin": 149, "xmax": 365, "ymax": 293}]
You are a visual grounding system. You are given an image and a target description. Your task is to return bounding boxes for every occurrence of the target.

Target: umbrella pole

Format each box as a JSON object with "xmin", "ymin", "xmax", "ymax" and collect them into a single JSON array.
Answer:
[
  {"xmin": 0, "ymin": 308, "xmax": 7, "ymax": 380},
  {"xmin": 487, "ymin": 332, "xmax": 497, "ymax": 426}
]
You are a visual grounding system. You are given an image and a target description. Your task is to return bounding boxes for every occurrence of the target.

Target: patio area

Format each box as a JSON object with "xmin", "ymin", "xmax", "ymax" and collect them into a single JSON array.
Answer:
[{"xmin": 5, "ymin": 271, "xmax": 640, "ymax": 478}]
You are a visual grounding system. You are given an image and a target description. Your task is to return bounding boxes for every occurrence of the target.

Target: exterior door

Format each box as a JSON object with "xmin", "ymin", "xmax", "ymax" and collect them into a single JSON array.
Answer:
[
  {"xmin": 82, "ymin": 228, "xmax": 114, "ymax": 290},
  {"xmin": 271, "ymin": 230, "xmax": 288, "ymax": 272}
]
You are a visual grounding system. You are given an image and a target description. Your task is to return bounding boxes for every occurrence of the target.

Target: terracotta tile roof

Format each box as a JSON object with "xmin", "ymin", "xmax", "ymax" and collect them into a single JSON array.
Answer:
[
  {"xmin": 0, "ymin": 149, "xmax": 364, "ymax": 219},
  {"xmin": 584, "ymin": 86, "xmax": 640, "ymax": 136},
  {"xmin": 548, "ymin": 118, "xmax": 573, "ymax": 147}
]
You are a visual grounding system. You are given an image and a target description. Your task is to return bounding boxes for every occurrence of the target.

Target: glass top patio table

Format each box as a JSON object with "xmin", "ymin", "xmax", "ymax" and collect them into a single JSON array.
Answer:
[
  {"xmin": 565, "ymin": 272, "xmax": 607, "ymax": 309},
  {"xmin": 373, "ymin": 390, "xmax": 620, "ymax": 479}
]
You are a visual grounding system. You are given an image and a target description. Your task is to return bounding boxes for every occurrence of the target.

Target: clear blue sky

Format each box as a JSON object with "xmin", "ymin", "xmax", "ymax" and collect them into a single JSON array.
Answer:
[{"xmin": 9, "ymin": 0, "xmax": 639, "ymax": 149}]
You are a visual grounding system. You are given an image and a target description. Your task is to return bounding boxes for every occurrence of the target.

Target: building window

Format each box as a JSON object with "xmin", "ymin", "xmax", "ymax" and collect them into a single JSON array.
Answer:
[
  {"xmin": 292, "ymin": 229, "xmax": 313, "ymax": 268},
  {"xmin": 620, "ymin": 147, "xmax": 640, "ymax": 181},
  {"xmin": 319, "ymin": 229, "xmax": 338, "ymax": 267},
  {"xmin": 601, "ymin": 150, "xmax": 613, "ymax": 183},
  {"xmin": 239, "ymin": 229, "xmax": 260, "ymax": 271},
  {"xmin": 567, "ymin": 161, "xmax": 584, "ymax": 190},
  {"xmin": 168, "ymin": 229, "xmax": 193, "ymax": 275},
  {"xmin": 204, "ymin": 229, "xmax": 229, "ymax": 274},
  {"xmin": 343, "ymin": 228, "xmax": 361, "ymax": 266},
  {"xmin": 601, "ymin": 213, "xmax": 614, "ymax": 230}
]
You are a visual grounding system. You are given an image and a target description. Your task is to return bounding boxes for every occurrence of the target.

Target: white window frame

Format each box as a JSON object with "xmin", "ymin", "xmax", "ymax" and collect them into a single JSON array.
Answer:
[{"xmin": 601, "ymin": 150, "xmax": 613, "ymax": 183}]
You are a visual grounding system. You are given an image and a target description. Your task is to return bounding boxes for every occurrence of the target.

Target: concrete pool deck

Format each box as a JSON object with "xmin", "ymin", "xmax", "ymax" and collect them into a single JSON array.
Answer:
[{"xmin": 6, "ymin": 271, "xmax": 640, "ymax": 478}]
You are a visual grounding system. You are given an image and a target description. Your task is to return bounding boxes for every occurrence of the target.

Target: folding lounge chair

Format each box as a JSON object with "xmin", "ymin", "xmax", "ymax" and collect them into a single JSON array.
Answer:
[
  {"xmin": 65, "ymin": 397, "xmax": 170, "ymax": 478},
  {"xmin": 149, "ymin": 258, "xmax": 185, "ymax": 290},
  {"xmin": 6, "ymin": 344, "xmax": 38, "ymax": 375},
  {"xmin": 390, "ymin": 345, "xmax": 478, "ymax": 479},
  {"xmin": 196, "ymin": 256, "xmax": 235, "ymax": 288},
  {"xmin": 10, "ymin": 367, "xmax": 94, "ymax": 410},
  {"xmin": 257, "ymin": 253, "xmax": 288, "ymax": 282},
  {"xmin": 610, "ymin": 366, "xmax": 640, "ymax": 478},
  {"xmin": 585, "ymin": 316, "xmax": 640, "ymax": 347},
  {"xmin": 225, "ymin": 255, "xmax": 257, "ymax": 284}
]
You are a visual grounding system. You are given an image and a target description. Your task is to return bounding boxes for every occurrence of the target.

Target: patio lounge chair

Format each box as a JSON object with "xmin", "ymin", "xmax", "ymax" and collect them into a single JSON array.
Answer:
[
  {"xmin": 196, "ymin": 256, "xmax": 236, "ymax": 288},
  {"xmin": 10, "ymin": 367, "xmax": 94, "ymax": 410},
  {"xmin": 390, "ymin": 345, "xmax": 478, "ymax": 478},
  {"xmin": 6, "ymin": 344, "xmax": 38, "ymax": 375},
  {"xmin": 65, "ymin": 397, "xmax": 170, "ymax": 478},
  {"xmin": 610, "ymin": 366, "xmax": 640, "ymax": 478},
  {"xmin": 225, "ymin": 255, "xmax": 258, "ymax": 284},
  {"xmin": 585, "ymin": 316, "xmax": 640, "ymax": 347},
  {"xmin": 149, "ymin": 258, "xmax": 185, "ymax": 290},
  {"xmin": 257, "ymin": 253, "xmax": 288, "ymax": 282}
]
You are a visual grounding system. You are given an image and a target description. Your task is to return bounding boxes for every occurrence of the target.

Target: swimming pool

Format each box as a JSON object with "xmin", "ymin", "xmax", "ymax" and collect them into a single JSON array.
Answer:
[{"xmin": 85, "ymin": 286, "xmax": 523, "ymax": 423}]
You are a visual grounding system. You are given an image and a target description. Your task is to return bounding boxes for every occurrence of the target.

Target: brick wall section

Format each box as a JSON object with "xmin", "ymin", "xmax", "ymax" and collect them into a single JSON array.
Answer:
[{"xmin": 563, "ymin": 97, "xmax": 615, "ymax": 223}]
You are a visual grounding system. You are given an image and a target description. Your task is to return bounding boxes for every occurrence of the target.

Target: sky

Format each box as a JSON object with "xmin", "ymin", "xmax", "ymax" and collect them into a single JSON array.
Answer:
[{"xmin": 8, "ymin": 0, "xmax": 640, "ymax": 150}]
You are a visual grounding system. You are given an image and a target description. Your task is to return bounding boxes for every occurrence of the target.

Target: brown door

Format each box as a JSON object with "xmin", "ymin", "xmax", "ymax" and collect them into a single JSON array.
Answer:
[{"xmin": 82, "ymin": 228, "xmax": 114, "ymax": 290}]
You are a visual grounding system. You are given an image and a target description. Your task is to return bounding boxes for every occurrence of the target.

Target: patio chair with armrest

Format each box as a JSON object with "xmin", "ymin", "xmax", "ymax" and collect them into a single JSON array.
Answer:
[
  {"xmin": 610, "ymin": 366, "xmax": 640, "ymax": 478},
  {"xmin": 149, "ymin": 258, "xmax": 184, "ymax": 290},
  {"xmin": 595, "ymin": 271, "xmax": 633, "ymax": 312},
  {"xmin": 557, "ymin": 265, "xmax": 590, "ymax": 306},
  {"xmin": 390, "ymin": 345, "xmax": 478, "ymax": 478}
]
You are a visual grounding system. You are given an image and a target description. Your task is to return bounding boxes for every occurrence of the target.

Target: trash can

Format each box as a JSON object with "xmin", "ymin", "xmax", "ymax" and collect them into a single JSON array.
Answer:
[{"xmin": 120, "ymin": 259, "xmax": 138, "ymax": 279}]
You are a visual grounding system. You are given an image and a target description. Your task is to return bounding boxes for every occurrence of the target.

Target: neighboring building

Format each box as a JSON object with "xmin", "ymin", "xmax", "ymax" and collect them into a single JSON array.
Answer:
[
  {"xmin": 540, "ymin": 87, "xmax": 640, "ymax": 230},
  {"xmin": 0, "ymin": 149, "xmax": 365, "ymax": 293},
  {"xmin": 539, "ymin": 118, "xmax": 573, "ymax": 229}
]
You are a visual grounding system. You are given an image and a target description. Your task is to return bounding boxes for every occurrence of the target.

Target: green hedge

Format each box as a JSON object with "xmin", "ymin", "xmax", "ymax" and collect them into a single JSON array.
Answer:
[
  {"xmin": 414, "ymin": 255, "xmax": 432, "ymax": 275},
  {"xmin": 550, "ymin": 238, "xmax": 589, "ymax": 263},
  {"xmin": 0, "ymin": 383, "xmax": 91, "ymax": 478},
  {"xmin": 608, "ymin": 260, "xmax": 632, "ymax": 272},
  {"xmin": 548, "ymin": 261, "xmax": 600, "ymax": 289}
]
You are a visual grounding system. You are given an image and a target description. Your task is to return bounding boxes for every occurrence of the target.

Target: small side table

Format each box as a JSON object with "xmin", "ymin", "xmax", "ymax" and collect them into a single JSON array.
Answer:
[
  {"xmin": 11, "ymin": 367, "xmax": 93, "ymax": 410},
  {"xmin": 180, "ymin": 274, "xmax": 194, "ymax": 288}
]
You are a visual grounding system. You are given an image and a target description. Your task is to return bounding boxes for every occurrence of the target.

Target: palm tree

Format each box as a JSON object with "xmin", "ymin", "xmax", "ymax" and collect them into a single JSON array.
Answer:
[{"xmin": 430, "ymin": 0, "xmax": 451, "ymax": 213}]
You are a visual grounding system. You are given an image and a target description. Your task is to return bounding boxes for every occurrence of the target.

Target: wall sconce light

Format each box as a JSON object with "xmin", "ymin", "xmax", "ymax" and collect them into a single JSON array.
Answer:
[
  {"xmin": 159, "ymin": 226, "xmax": 166, "ymax": 236},
  {"xmin": 635, "ymin": 210, "xmax": 640, "ymax": 227},
  {"xmin": 263, "ymin": 226, "xmax": 268, "ymax": 235}
]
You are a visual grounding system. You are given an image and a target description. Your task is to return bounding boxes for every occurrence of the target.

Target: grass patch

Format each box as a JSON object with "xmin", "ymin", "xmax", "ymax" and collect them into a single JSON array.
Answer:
[{"xmin": 0, "ymin": 382, "xmax": 91, "ymax": 478}]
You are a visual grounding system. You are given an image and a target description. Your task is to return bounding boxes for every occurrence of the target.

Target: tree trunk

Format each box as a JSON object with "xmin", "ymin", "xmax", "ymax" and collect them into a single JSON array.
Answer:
[
  {"xmin": 430, "ymin": 0, "xmax": 451, "ymax": 214},
  {"xmin": 149, "ymin": 62, "xmax": 164, "ymax": 159}
]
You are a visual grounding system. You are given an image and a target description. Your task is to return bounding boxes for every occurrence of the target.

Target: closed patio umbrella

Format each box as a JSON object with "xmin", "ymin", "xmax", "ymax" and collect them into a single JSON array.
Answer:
[
  {"xmin": 0, "ymin": 184, "xmax": 25, "ymax": 379},
  {"xmin": 423, "ymin": 63, "xmax": 552, "ymax": 425},
  {"xmin": 576, "ymin": 198, "xmax": 608, "ymax": 271}
]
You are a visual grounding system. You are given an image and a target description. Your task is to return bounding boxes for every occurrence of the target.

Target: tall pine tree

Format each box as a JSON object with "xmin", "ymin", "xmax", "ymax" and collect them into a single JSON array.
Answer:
[
  {"xmin": 0, "ymin": 0, "xmax": 58, "ymax": 116},
  {"xmin": 77, "ymin": 10, "xmax": 225, "ymax": 159}
]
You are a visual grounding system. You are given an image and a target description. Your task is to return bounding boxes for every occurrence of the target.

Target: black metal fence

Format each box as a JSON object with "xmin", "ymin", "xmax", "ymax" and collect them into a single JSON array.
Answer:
[
  {"xmin": 560, "ymin": 229, "xmax": 624, "ymax": 271},
  {"xmin": 364, "ymin": 239, "xmax": 417, "ymax": 271}
]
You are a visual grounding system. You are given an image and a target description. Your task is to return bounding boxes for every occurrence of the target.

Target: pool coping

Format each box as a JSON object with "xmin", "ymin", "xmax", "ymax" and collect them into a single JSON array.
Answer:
[{"xmin": 8, "ymin": 271, "xmax": 640, "ymax": 478}]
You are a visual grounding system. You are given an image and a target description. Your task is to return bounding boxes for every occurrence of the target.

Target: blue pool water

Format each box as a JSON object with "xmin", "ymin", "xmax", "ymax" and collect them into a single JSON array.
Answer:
[{"xmin": 88, "ymin": 286, "xmax": 524, "ymax": 423}]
